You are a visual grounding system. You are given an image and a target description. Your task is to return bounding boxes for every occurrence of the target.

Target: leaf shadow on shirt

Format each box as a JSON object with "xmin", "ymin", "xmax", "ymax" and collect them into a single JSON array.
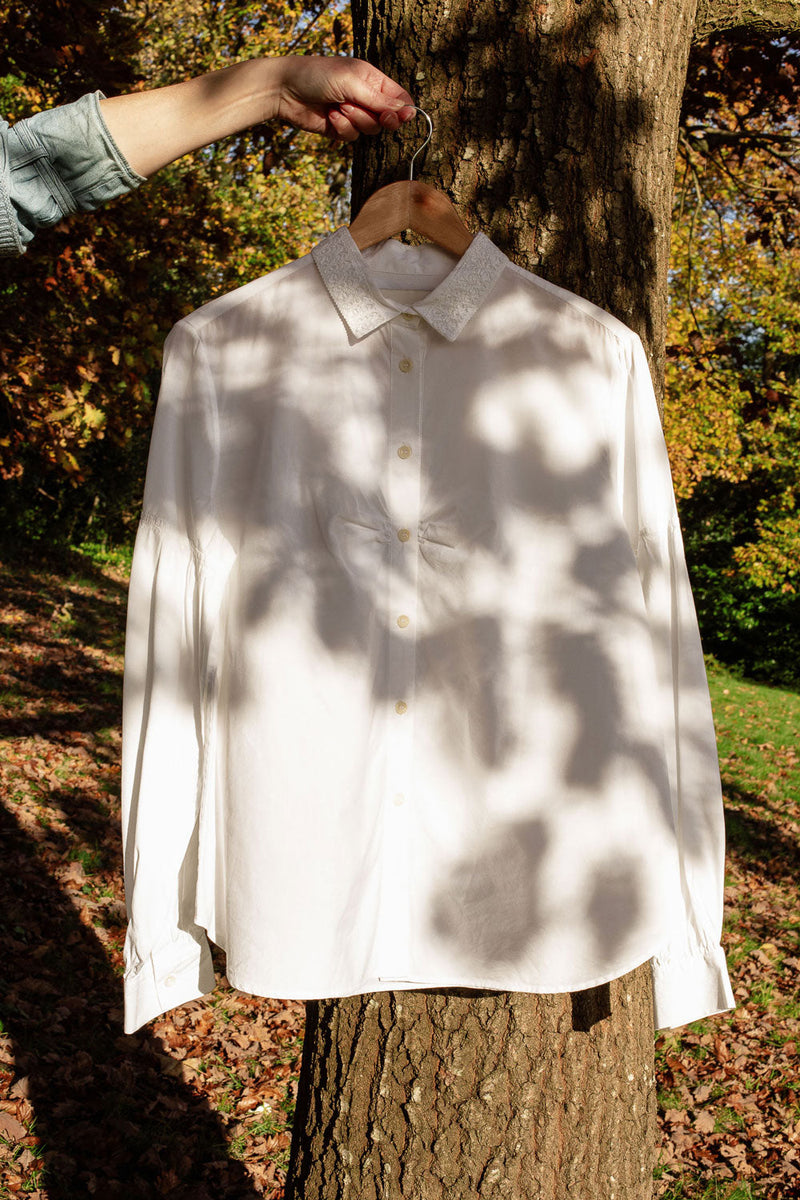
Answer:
[
  {"xmin": 145, "ymin": 293, "xmax": 720, "ymax": 987},
  {"xmin": 0, "ymin": 552, "xmax": 259, "ymax": 1200},
  {"xmin": 339, "ymin": 0, "xmax": 723, "ymax": 975}
]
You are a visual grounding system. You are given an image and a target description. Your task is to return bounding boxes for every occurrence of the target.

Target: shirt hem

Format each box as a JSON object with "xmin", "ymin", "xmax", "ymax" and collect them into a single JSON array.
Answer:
[{"xmin": 225, "ymin": 944, "xmax": 661, "ymax": 1004}]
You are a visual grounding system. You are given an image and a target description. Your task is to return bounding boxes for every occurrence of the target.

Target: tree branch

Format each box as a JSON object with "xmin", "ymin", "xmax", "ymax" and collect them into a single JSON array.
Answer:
[
  {"xmin": 684, "ymin": 127, "xmax": 800, "ymax": 146},
  {"xmin": 695, "ymin": 0, "xmax": 800, "ymax": 38}
]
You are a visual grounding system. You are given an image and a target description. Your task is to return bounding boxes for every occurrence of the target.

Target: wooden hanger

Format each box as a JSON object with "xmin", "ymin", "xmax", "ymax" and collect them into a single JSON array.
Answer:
[{"xmin": 349, "ymin": 108, "xmax": 474, "ymax": 257}]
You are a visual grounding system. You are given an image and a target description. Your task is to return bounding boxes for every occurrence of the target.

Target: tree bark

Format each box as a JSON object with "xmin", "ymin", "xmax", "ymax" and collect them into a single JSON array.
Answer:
[
  {"xmin": 349, "ymin": 0, "xmax": 700, "ymax": 396},
  {"xmin": 287, "ymin": 968, "xmax": 656, "ymax": 1200},
  {"xmin": 287, "ymin": 2, "xmax": 791, "ymax": 1196}
]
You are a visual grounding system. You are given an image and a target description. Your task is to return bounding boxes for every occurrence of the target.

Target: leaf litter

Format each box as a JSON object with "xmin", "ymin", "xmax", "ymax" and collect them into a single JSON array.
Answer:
[{"xmin": 0, "ymin": 552, "xmax": 798, "ymax": 1199}]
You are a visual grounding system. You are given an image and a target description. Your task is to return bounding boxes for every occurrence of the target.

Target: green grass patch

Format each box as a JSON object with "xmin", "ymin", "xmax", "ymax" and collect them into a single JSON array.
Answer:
[
  {"xmin": 656, "ymin": 1178, "xmax": 766, "ymax": 1199},
  {"xmin": 657, "ymin": 1087, "xmax": 685, "ymax": 1110},
  {"xmin": 249, "ymin": 1111, "xmax": 282, "ymax": 1137},
  {"xmin": 707, "ymin": 657, "xmax": 800, "ymax": 809},
  {"xmin": 71, "ymin": 538, "xmax": 134, "ymax": 576},
  {"xmin": 68, "ymin": 844, "xmax": 105, "ymax": 875}
]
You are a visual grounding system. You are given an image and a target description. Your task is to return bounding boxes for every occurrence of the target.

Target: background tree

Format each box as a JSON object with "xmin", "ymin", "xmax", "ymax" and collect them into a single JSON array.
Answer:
[
  {"xmin": 286, "ymin": 4, "xmax": 800, "ymax": 1199},
  {"xmin": 666, "ymin": 32, "xmax": 800, "ymax": 685}
]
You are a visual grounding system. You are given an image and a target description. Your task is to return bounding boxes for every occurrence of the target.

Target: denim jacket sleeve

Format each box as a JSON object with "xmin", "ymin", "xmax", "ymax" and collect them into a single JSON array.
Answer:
[{"xmin": 0, "ymin": 90, "xmax": 145, "ymax": 256}]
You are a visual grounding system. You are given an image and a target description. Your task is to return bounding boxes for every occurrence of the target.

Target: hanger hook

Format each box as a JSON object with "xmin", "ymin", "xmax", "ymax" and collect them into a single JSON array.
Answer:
[{"xmin": 406, "ymin": 106, "xmax": 433, "ymax": 182}]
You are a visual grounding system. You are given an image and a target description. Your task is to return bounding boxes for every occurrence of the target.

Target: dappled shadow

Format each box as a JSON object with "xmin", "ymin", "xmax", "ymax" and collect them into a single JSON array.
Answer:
[
  {"xmin": 430, "ymin": 818, "xmax": 550, "ymax": 968},
  {"xmin": 118, "ymin": 223, "xmax": 716, "ymax": 1014},
  {"xmin": 724, "ymin": 793, "xmax": 800, "ymax": 888},
  {"xmin": 0, "ymin": 548, "xmax": 127, "ymax": 746},
  {"xmin": 0, "ymin": 539, "xmax": 129, "ymax": 608},
  {"xmin": 352, "ymin": 0, "xmax": 676, "ymax": 353}
]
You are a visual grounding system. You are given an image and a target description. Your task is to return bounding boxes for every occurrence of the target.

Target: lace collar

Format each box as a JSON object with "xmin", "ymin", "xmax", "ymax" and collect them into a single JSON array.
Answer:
[{"xmin": 311, "ymin": 225, "xmax": 508, "ymax": 342}]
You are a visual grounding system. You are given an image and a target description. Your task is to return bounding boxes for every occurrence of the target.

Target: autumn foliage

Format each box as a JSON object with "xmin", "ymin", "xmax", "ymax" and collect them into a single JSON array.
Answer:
[
  {"xmin": 1, "ymin": 19, "xmax": 800, "ymax": 679},
  {"xmin": 0, "ymin": 0, "xmax": 351, "ymax": 541},
  {"xmin": 665, "ymin": 34, "xmax": 800, "ymax": 681}
]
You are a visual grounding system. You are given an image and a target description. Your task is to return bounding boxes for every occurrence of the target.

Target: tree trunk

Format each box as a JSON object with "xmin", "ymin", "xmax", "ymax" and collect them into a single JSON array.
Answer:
[
  {"xmin": 349, "ymin": 0, "xmax": 700, "ymax": 396},
  {"xmin": 285, "ymin": 2, "xmax": 744, "ymax": 1196},
  {"xmin": 286, "ymin": 969, "xmax": 655, "ymax": 1199}
]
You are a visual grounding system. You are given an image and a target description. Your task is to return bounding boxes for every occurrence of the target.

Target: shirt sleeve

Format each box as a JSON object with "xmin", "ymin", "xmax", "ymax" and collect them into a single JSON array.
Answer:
[
  {"xmin": 0, "ymin": 91, "xmax": 144, "ymax": 256},
  {"xmin": 613, "ymin": 333, "xmax": 735, "ymax": 1032},
  {"xmin": 121, "ymin": 320, "xmax": 229, "ymax": 1034}
]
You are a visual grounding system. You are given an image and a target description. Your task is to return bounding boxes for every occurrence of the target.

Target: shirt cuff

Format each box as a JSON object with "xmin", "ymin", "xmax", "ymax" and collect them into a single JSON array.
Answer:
[
  {"xmin": 123, "ymin": 933, "xmax": 216, "ymax": 1034},
  {"xmin": 651, "ymin": 941, "xmax": 735, "ymax": 1032}
]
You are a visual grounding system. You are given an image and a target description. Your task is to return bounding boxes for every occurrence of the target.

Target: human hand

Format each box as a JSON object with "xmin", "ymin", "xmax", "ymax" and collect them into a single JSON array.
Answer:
[{"xmin": 275, "ymin": 56, "xmax": 415, "ymax": 141}]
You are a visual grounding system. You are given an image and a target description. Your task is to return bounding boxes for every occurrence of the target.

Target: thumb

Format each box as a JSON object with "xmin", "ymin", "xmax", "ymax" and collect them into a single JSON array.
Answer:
[{"xmin": 340, "ymin": 60, "xmax": 414, "ymax": 113}]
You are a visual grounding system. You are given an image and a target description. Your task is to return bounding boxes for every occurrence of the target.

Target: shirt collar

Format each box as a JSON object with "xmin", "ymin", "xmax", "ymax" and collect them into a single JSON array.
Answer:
[{"xmin": 311, "ymin": 226, "xmax": 508, "ymax": 342}]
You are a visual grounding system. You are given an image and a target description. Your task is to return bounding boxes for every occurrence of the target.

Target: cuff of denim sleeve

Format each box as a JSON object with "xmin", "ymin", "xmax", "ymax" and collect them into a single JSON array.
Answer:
[
  {"xmin": 123, "ymin": 935, "xmax": 216, "ymax": 1034},
  {"xmin": 86, "ymin": 90, "xmax": 147, "ymax": 194},
  {"xmin": 18, "ymin": 91, "xmax": 145, "ymax": 216},
  {"xmin": 651, "ymin": 941, "xmax": 736, "ymax": 1032},
  {"xmin": 0, "ymin": 134, "xmax": 24, "ymax": 256}
]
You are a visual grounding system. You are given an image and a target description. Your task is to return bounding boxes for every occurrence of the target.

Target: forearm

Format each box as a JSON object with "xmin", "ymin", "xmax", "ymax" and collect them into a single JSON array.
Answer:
[{"xmin": 99, "ymin": 58, "xmax": 284, "ymax": 178}]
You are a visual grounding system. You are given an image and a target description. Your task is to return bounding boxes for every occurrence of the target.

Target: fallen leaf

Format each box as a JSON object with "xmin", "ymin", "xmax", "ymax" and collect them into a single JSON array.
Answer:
[{"xmin": 0, "ymin": 1111, "xmax": 28, "ymax": 1140}]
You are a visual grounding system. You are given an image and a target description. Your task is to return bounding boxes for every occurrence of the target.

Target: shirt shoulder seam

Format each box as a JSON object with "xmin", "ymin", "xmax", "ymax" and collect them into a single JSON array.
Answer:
[
  {"xmin": 503, "ymin": 260, "xmax": 637, "ymax": 348},
  {"xmin": 179, "ymin": 253, "xmax": 319, "ymax": 336}
]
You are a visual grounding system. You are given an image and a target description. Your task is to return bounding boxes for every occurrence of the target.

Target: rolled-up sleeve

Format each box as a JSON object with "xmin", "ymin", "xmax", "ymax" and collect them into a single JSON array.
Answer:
[{"xmin": 0, "ymin": 90, "xmax": 144, "ymax": 256}]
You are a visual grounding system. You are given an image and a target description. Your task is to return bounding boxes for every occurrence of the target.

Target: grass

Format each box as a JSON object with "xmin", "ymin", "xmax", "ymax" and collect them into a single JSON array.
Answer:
[
  {"xmin": 653, "ymin": 657, "xmax": 800, "ymax": 1200},
  {"xmin": 707, "ymin": 657, "xmax": 800, "ymax": 814},
  {"xmin": 656, "ymin": 1185, "xmax": 766, "ymax": 1200},
  {"xmin": 70, "ymin": 537, "xmax": 134, "ymax": 577},
  {"xmin": 249, "ymin": 1111, "xmax": 283, "ymax": 1138}
]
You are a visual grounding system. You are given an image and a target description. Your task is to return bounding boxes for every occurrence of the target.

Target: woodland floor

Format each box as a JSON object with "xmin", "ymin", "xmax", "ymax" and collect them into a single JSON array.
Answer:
[{"xmin": 0, "ymin": 547, "xmax": 797, "ymax": 1200}]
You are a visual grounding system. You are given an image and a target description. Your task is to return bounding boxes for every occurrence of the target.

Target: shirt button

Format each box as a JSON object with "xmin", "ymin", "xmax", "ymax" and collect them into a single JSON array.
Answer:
[
  {"xmin": 397, "ymin": 614, "xmax": 410, "ymax": 629},
  {"xmin": 398, "ymin": 358, "xmax": 413, "ymax": 373},
  {"xmin": 393, "ymin": 792, "xmax": 406, "ymax": 806},
  {"xmin": 397, "ymin": 444, "xmax": 412, "ymax": 459},
  {"xmin": 397, "ymin": 528, "xmax": 411, "ymax": 543},
  {"xmin": 401, "ymin": 312, "xmax": 415, "ymax": 322},
  {"xmin": 395, "ymin": 700, "xmax": 408, "ymax": 715},
  {"xmin": 164, "ymin": 975, "xmax": 177, "ymax": 987}
]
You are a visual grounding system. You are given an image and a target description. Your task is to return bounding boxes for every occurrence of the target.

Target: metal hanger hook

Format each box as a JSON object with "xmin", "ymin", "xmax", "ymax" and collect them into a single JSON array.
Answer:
[{"xmin": 406, "ymin": 106, "xmax": 433, "ymax": 182}]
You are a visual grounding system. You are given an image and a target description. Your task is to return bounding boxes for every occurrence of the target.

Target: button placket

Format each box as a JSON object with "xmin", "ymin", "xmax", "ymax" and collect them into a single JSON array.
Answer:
[{"xmin": 375, "ymin": 318, "xmax": 424, "ymax": 977}]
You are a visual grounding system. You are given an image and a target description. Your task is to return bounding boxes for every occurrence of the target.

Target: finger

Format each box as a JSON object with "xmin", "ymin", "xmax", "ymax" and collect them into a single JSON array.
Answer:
[
  {"xmin": 335, "ymin": 101, "xmax": 418, "ymax": 138},
  {"xmin": 327, "ymin": 107, "xmax": 360, "ymax": 143},
  {"xmin": 337, "ymin": 60, "xmax": 414, "ymax": 115},
  {"xmin": 379, "ymin": 107, "xmax": 416, "ymax": 132},
  {"xmin": 374, "ymin": 82, "xmax": 416, "ymax": 111},
  {"xmin": 337, "ymin": 103, "xmax": 385, "ymax": 136}
]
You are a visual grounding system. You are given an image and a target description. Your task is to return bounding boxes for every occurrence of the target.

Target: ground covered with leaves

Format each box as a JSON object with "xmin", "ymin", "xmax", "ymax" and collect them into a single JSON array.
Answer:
[{"xmin": 0, "ymin": 549, "xmax": 797, "ymax": 1199}]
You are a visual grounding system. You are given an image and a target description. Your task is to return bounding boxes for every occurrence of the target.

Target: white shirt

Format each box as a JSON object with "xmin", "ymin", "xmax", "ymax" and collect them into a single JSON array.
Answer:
[{"xmin": 121, "ymin": 227, "xmax": 735, "ymax": 1035}]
